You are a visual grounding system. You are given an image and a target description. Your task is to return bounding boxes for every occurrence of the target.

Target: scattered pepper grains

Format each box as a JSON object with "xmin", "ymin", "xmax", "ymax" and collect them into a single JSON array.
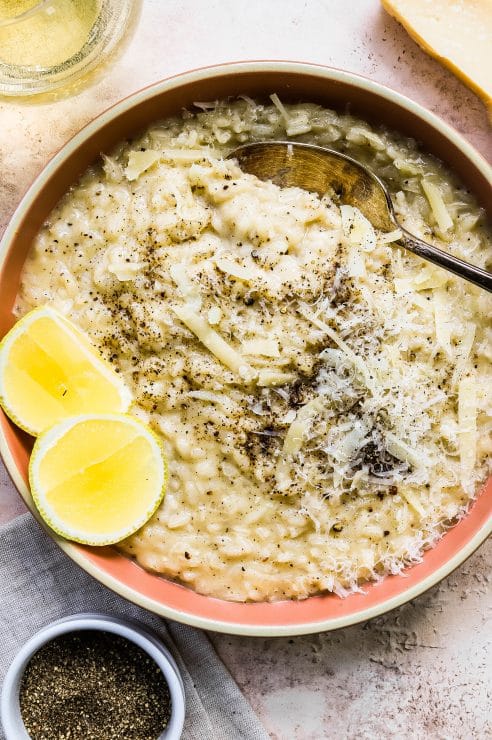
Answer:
[{"xmin": 19, "ymin": 630, "xmax": 171, "ymax": 740}]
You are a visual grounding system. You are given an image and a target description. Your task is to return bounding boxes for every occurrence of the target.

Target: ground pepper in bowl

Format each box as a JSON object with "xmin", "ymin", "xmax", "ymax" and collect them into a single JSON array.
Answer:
[{"xmin": 19, "ymin": 630, "xmax": 171, "ymax": 740}]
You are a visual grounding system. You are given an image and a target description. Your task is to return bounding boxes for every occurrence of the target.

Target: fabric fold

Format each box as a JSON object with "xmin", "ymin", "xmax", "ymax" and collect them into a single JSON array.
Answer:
[{"xmin": 0, "ymin": 513, "xmax": 270, "ymax": 740}]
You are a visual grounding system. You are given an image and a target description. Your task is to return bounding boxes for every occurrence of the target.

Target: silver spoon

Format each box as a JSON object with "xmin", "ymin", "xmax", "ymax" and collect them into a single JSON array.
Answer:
[{"xmin": 229, "ymin": 141, "xmax": 492, "ymax": 293}]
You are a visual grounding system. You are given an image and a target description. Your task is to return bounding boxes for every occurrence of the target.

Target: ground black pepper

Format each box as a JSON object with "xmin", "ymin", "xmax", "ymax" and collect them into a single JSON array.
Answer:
[{"xmin": 19, "ymin": 630, "xmax": 171, "ymax": 740}]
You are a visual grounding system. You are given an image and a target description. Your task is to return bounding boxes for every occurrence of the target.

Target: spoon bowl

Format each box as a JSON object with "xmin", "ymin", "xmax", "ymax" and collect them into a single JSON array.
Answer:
[{"xmin": 231, "ymin": 141, "xmax": 492, "ymax": 293}]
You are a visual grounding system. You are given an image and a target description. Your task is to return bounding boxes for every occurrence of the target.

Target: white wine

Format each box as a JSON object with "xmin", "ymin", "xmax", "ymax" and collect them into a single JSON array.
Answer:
[
  {"xmin": 0, "ymin": 0, "xmax": 99, "ymax": 67},
  {"xmin": 0, "ymin": 0, "xmax": 138, "ymax": 96},
  {"xmin": 0, "ymin": 0, "xmax": 43, "ymax": 19}
]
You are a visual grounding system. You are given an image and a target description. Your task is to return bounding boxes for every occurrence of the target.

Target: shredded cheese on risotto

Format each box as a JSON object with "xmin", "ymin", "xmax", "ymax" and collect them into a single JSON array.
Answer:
[{"xmin": 15, "ymin": 98, "xmax": 492, "ymax": 602}]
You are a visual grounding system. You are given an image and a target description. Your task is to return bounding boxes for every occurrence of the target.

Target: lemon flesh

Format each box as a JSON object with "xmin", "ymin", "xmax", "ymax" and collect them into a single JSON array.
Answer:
[
  {"xmin": 29, "ymin": 414, "xmax": 167, "ymax": 545},
  {"xmin": 0, "ymin": 306, "xmax": 132, "ymax": 436}
]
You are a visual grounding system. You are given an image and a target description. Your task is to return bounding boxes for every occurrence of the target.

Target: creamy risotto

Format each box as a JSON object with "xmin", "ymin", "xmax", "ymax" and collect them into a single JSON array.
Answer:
[{"xmin": 16, "ymin": 99, "xmax": 492, "ymax": 602}]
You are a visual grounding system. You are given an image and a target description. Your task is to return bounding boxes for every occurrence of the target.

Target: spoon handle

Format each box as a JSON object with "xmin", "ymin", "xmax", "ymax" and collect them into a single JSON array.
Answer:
[{"xmin": 400, "ymin": 228, "xmax": 492, "ymax": 293}]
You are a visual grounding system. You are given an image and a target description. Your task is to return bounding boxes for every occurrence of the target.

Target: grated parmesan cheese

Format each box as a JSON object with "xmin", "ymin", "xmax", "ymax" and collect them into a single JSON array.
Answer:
[
  {"xmin": 215, "ymin": 257, "xmax": 258, "ymax": 283},
  {"xmin": 242, "ymin": 338, "xmax": 280, "ymax": 357},
  {"xmin": 421, "ymin": 180, "xmax": 453, "ymax": 232},
  {"xmin": 125, "ymin": 150, "xmax": 161, "ymax": 181},
  {"xmin": 207, "ymin": 306, "xmax": 222, "ymax": 325},
  {"xmin": 458, "ymin": 374, "xmax": 477, "ymax": 492},
  {"xmin": 378, "ymin": 228, "xmax": 403, "ymax": 244},
  {"xmin": 269, "ymin": 93, "xmax": 290, "ymax": 123},
  {"xmin": 297, "ymin": 303, "xmax": 376, "ymax": 392},
  {"xmin": 170, "ymin": 263, "xmax": 202, "ymax": 310},
  {"xmin": 276, "ymin": 397, "xmax": 326, "ymax": 492},
  {"xmin": 257, "ymin": 370, "xmax": 297, "ymax": 387},
  {"xmin": 434, "ymin": 287, "xmax": 454, "ymax": 357},
  {"xmin": 451, "ymin": 323, "xmax": 476, "ymax": 389},
  {"xmin": 172, "ymin": 303, "xmax": 257, "ymax": 381},
  {"xmin": 385, "ymin": 431, "xmax": 427, "ymax": 471},
  {"xmin": 340, "ymin": 205, "xmax": 377, "ymax": 252}
]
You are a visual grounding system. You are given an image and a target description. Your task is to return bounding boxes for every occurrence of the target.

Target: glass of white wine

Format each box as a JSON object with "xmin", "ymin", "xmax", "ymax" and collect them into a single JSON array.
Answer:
[{"xmin": 0, "ymin": 0, "xmax": 140, "ymax": 97}]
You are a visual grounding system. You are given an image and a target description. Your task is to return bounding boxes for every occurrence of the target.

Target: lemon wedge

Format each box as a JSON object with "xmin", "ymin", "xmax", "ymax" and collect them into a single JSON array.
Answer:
[
  {"xmin": 0, "ymin": 306, "xmax": 133, "ymax": 436},
  {"xmin": 29, "ymin": 413, "xmax": 167, "ymax": 545}
]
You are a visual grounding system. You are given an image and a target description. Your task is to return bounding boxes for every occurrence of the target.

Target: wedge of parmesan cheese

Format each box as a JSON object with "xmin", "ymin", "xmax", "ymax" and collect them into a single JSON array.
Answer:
[{"xmin": 381, "ymin": 0, "xmax": 492, "ymax": 113}]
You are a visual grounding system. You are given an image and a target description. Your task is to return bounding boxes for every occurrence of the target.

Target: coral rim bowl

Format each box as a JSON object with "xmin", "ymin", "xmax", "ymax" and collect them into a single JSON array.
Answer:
[{"xmin": 0, "ymin": 62, "xmax": 491, "ymax": 637}]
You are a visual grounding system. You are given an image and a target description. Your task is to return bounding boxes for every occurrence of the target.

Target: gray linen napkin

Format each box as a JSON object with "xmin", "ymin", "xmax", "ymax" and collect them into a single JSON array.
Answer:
[{"xmin": 0, "ymin": 513, "xmax": 270, "ymax": 740}]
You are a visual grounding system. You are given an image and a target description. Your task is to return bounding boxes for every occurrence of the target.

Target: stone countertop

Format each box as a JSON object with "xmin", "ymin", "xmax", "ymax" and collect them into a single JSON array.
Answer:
[{"xmin": 0, "ymin": 1, "xmax": 490, "ymax": 738}]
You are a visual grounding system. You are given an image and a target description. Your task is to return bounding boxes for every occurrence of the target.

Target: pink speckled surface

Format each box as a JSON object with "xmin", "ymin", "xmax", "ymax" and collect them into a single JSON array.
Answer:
[{"xmin": 0, "ymin": 2, "xmax": 490, "ymax": 738}]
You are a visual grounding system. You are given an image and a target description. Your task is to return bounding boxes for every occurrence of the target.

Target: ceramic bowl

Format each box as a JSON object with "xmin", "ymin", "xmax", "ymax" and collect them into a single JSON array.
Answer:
[
  {"xmin": 0, "ymin": 613, "xmax": 186, "ymax": 739},
  {"xmin": 0, "ymin": 62, "xmax": 491, "ymax": 636}
]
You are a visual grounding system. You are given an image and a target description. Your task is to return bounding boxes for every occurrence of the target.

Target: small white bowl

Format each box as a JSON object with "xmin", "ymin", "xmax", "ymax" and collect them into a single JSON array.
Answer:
[{"xmin": 1, "ymin": 613, "xmax": 185, "ymax": 740}]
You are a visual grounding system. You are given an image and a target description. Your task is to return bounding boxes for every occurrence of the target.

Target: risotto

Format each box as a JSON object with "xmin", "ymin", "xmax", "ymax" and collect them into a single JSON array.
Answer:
[{"xmin": 16, "ymin": 98, "xmax": 492, "ymax": 602}]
